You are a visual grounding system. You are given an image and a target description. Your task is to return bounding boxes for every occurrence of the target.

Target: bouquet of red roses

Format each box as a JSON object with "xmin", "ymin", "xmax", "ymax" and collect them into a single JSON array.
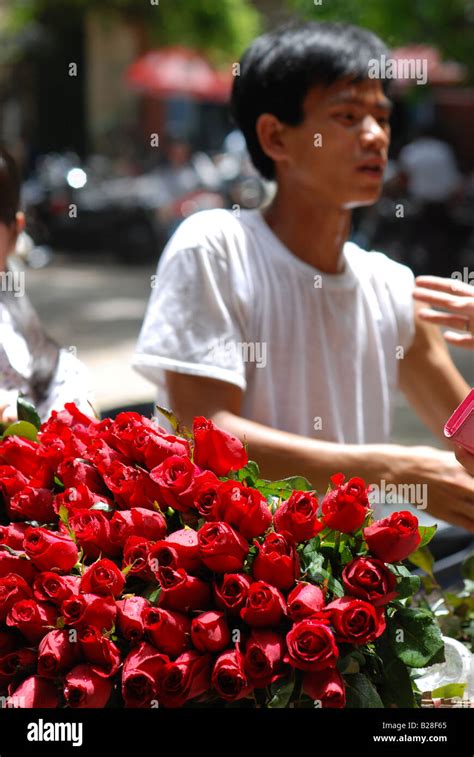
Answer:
[{"xmin": 0, "ymin": 402, "xmax": 444, "ymax": 708}]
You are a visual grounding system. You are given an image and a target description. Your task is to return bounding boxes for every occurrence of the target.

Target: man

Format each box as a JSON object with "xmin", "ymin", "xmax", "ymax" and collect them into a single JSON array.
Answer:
[{"xmin": 133, "ymin": 22, "xmax": 473, "ymax": 531}]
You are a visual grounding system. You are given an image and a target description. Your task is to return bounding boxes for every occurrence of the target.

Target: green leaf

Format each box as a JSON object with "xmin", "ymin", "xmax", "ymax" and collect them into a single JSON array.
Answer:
[
  {"xmin": 267, "ymin": 677, "xmax": 295, "ymax": 708},
  {"xmin": 344, "ymin": 673, "xmax": 384, "ymax": 708},
  {"xmin": 407, "ymin": 546, "xmax": 434, "ymax": 577},
  {"xmin": 155, "ymin": 405, "xmax": 192, "ymax": 439},
  {"xmin": 375, "ymin": 635, "xmax": 416, "ymax": 707},
  {"xmin": 300, "ymin": 542, "xmax": 344, "ymax": 597},
  {"xmin": 2, "ymin": 420, "xmax": 38, "ymax": 441},
  {"xmin": 16, "ymin": 396, "xmax": 41, "ymax": 430},
  {"xmin": 461, "ymin": 552, "xmax": 474, "ymax": 581},
  {"xmin": 387, "ymin": 606, "xmax": 445, "ymax": 668},
  {"xmin": 143, "ymin": 584, "xmax": 162, "ymax": 605},
  {"xmin": 337, "ymin": 651, "xmax": 365, "ymax": 675},
  {"xmin": 418, "ymin": 524, "xmax": 437, "ymax": 549},
  {"xmin": 255, "ymin": 475, "xmax": 314, "ymax": 499},
  {"xmin": 396, "ymin": 571, "xmax": 422, "ymax": 600},
  {"xmin": 236, "ymin": 460, "xmax": 260, "ymax": 485},
  {"xmin": 430, "ymin": 683, "xmax": 466, "ymax": 699}
]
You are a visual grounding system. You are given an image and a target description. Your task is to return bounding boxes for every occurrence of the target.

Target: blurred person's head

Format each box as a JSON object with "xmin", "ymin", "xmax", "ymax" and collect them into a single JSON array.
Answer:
[
  {"xmin": 231, "ymin": 21, "xmax": 392, "ymax": 208},
  {"xmin": 0, "ymin": 147, "xmax": 24, "ymax": 270}
]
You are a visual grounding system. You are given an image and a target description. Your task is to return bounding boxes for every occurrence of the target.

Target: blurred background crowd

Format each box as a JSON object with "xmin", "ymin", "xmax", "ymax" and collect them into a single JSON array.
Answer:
[{"xmin": 0, "ymin": 0, "xmax": 472, "ymax": 422}]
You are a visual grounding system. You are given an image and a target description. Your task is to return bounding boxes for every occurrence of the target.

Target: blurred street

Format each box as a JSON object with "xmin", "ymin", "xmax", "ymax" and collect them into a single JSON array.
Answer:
[{"xmin": 25, "ymin": 252, "xmax": 473, "ymax": 440}]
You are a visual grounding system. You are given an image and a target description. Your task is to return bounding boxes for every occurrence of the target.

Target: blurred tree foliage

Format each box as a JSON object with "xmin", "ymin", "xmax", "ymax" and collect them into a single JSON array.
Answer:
[
  {"xmin": 288, "ymin": 0, "xmax": 474, "ymax": 79},
  {"xmin": 7, "ymin": 0, "xmax": 261, "ymax": 63}
]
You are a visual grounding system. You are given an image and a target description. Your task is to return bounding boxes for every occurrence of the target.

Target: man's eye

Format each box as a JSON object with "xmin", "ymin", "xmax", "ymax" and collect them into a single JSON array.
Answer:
[{"xmin": 336, "ymin": 113, "xmax": 356, "ymax": 121}]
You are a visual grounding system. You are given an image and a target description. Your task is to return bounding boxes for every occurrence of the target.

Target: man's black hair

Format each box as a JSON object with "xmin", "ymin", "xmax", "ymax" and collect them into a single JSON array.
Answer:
[
  {"xmin": 0, "ymin": 147, "xmax": 20, "ymax": 225},
  {"xmin": 230, "ymin": 21, "xmax": 389, "ymax": 180}
]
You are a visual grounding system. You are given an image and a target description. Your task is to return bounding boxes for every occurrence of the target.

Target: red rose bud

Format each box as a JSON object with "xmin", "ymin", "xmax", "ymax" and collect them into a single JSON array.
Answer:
[
  {"xmin": 79, "ymin": 626, "xmax": 121, "ymax": 677},
  {"xmin": 122, "ymin": 642, "xmax": 169, "ymax": 708},
  {"xmin": 274, "ymin": 490, "xmax": 323, "ymax": 542},
  {"xmin": 0, "ymin": 574, "xmax": 32, "ymax": 621},
  {"xmin": 0, "ymin": 647, "xmax": 36, "ymax": 683},
  {"xmin": 38, "ymin": 629, "xmax": 81, "ymax": 677},
  {"xmin": 212, "ymin": 649, "xmax": 252, "ymax": 701},
  {"xmin": 23, "ymin": 527, "xmax": 79, "ymax": 574},
  {"xmin": 0, "ymin": 522, "xmax": 29, "ymax": 550},
  {"xmin": 193, "ymin": 416, "xmax": 248, "ymax": 476},
  {"xmin": 0, "ymin": 437, "xmax": 48, "ymax": 482},
  {"xmin": 117, "ymin": 596, "xmax": 149, "ymax": 643},
  {"xmin": 287, "ymin": 583, "xmax": 325, "ymax": 621},
  {"xmin": 9, "ymin": 675, "xmax": 59, "ymax": 708},
  {"xmin": 142, "ymin": 431, "xmax": 190, "ymax": 470},
  {"xmin": 191, "ymin": 611, "xmax": 231, "ymax": 653},
  {"xmin": 0, "ymin": 553, "xmax": 37, "ymax": 582},
  {"xmin": 148, "ymin": 543, "xmax": 179, "ymax": 578},
  {"xmin": 158, "ymin": 566, "xmax": 211, "ymax": 613},
  {"xmin": 64, "ymin": 664, "xmax": 113, "ymax": 708},
  {"xmin": 6, "ymin": 599, "xmax": 58, "ymax": 643},
  {"xmin": 326, "ymin": 597, "xmax": 386, "ymax": 645},
  {"xmin": 102, "ymin": 462, "xmax": 161, "ymax": 510},
  {"xmin": 33, "ymin": 572, "xmax": 79, "ymax": 606},
  {"xmin": 150, "ymin": 455, "xmax": 199, "ymax": 512},
  {"xmin": 123, "ymin": 536, "xmax": 153, "ymax": 580},
  {"xmin": 321, "ymin": 474, "xmax": 370, "ymax": 534},
  {"xmin": 216, "ymin": 481, "xmax": 272, "ymax": 539},
  {"xmin": 57, "ymin": 457, "xmax": 108, "ymax": 495},
  {"xmin": 244, "ymin": 630, "xmax": 285, "ymax": 687},
  {"xmin": 110, "ymin": 507, "xmax": 167, "ymax": 547},
  {"xmin": 197, "ymin": 522, "xmax": 248, "ymax": 573},
  {"xmin": 285, "ymin": 620, "xmax": 339, "ymax": 672},
  {"xmin": 240, "ymin": 581, "xmax": 286, "ymax": 628},
  {"xmin": 7, "ymin": 487, "xmax": 55, "ymax": 523},
  {"xmin": 157, "ymin": 651, "xmax": 211, "ymax": 708},
  {"xmin": 342, "ymin": 557, "xmax": 398, "ymax": 606},
  {"xmin": 61, "ymin": 593, "xmax": 117, "ymax": 632},
  {"xmin": 80, "ymin": 558, "xmax": 125, "ymax": 597},
  {"xmin": 363, "ymin": 511, "xmax": 421, "ymax": 563},
  {"xmin": 180, "ymin": 470, "xmax": 222, "ymax": 519},
  {"xmin": 252, "ymin": 532, "xmax": 300, "ymax": 590},
  {"xmin": 0, "ymin": 465, "xmax": 29, "ymax": 500},
  {"xmin": 143, "ymin": 606, "xmax": 191, "ymax": 657},
  {"xmin": 154, "ymin": 528, "xmax": 201, "ymax": 573},
  {"xmin": 302, "ymin": 668, "xmax": 346, "ymax": 708},
  {"xmin": 214, "ymin": 573, "xmax": 252, "ymax": 616},
  {"xmin": 68, "ymin": 509, "xmax": 120, "ymax": 560}
]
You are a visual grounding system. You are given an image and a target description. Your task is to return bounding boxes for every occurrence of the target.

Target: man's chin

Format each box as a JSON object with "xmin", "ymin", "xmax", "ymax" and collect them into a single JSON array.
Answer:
[{"xmin": 343, "ymin": 188, "xmax": 383, "ymax": 210}]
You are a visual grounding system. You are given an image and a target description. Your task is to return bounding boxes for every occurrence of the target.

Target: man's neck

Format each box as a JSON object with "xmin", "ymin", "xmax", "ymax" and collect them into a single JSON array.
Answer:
[{"xmin": 262, "ymin": 186, "xmax": 352, "ymax": 274}]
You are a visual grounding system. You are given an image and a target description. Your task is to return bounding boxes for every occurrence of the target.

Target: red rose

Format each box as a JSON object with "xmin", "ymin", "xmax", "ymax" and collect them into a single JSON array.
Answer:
[
  {"xmin": 244, "ymin": 630, "xmax": 285, "ymax": 687},
  {"xmin": 0, "ymin": 522, "xmax": 29, "ymax": 550},
  {"xmin": 64, "ymin": 664, "xmax": 113, "ymax": 708},
  {"xmin": 33, "ymin": 572, "xmax": 79, "ymax": 606},
  {"xmin": 68, "ymin": 509, "xmax": 120, "ymax": 560},
  {"xmin": 84, "ymin": 436, "xmax": 127, "ymax": 474},
  {"xmin": 180, "ymin": 470, "xmax": 222, "ymax": 519},
  {"xmin": 191, "ymin": 611, "xmax": 231, "ymax": 653},
  {"xmin": 274, "ymin": 490, "xmax": 323, "ymax": 543},
  {"xmin": 158, "ymin": 566, "xmax": 211, "ymax": 613},
  {"xmin": 157, "ymin": 651, "xmax": 211, "ymax": 708},
  {"xmin": 212, "ymin": 649, "xmax": 252, "ymax": 701},
  {"xmin": 123, "ymin": 537, "xmax": 153, "ymax": 581},
  {"xmin": 363, "ymin": 511, "xmax": 421, "ymax": 563},
  {"xmin": 193, "ymin": 417, "xmax": 248, "ymax": 476},
  {"xmin": 287, "ymin": 583, "xmax": 325, "ymax": 621},
  {"xmin": 0, "ymin": 574, "xmax": 32, "ymax": 621},
  {"xmin": 321, "ymin": 474, "xmax": 370, "ymax": 533},
  {"xmin": 342, "ymin": 557, "xmax": 398, "ymax": 606},
  {"xmin": 122, "ymin": 641, "xmax": 168, "ymax": 708},
  {"xmin": 6, "ymin": 599, "xmax": 58, "ymax": 643},
  {"xmin": 0, "ymin": 465, "xmax": 29, "ymax": 500},
  {"xmin": 252, "ymin": 532, "xmax": 300, "ymax": 590},
  {"xmin": 197, "ymin": 522, "xmax": 248, "ymax": 572},
  {"xmin": 216, "ymin": 480, "xmax": 272, "ymax": 539},
  {"xmin": 148, "ymin": 543, "xmax": 179, "ymax": 577},
  {"xmin": 61, "ymin": 593, "xmax": 116, "ymax": 632},
  {"xmin": 117, "ymin": 596, "xmax": 149, "ymax": 643},
  {"xmin": 141, "ymin": 432, "xmax": 190, "ymax": 470},
  {"xmin": 214, "ymin": 573, "xmax": 252, "ymax": 617},
  {"xmin": 80, "ymin": 558, "xmax": 125, "ymax": 597},
  {"xmin": 0, "ymin": 553, "xmax": 37, "ymax": 582},
  {"xmin": 302, "ymin": 668, "xmax": 346, "ymax": 708},
  {"xmin": 102, "ymin": 462, "xmax": 162, "ymax": 510},
  {"xmin": 57, "ymin": 457, "xmax": 107, "ymax": 495},
  {"xmin": 240, "ymin": 581, "xmax": 286, "ymax": 628},
  {"xmin": 143, "ymin": 607, "xmax": 191, "ymax": 657},
  {"xmin": 79, "ymin": 626, "xmax": 121, "ymax": 677},
  {"xmin": 0, "ymin": 648, "xmax": 36, "ymax": 685},
  {"xmin": 154, "ymin": 528, "xmax": 201, "ymax": 573},
  {"xmin": 54, "ymin": 484, "xmax": 111, "ymax": 515},
  {"xmin": 110, "ymin": 508, "xmax": 167, "ymax": 547},
  {"xmin": 0, "ymin": 437, "xmax": 52, "ymax": 486},
  {"xmin": 23, "ymin": 527, "xmax": 79, "ymax": 574},
  {"xmin": 285, "ymin": 619, "xmax": 339, "ymax": 671},
  {"xmin": 43, "ymin": 402, "xmax": 97, "ymax": 438},
  {"xmin": 150, "ymin": 456, "xmax": 199, "ymax": 512},
  {"xmin": 7, "ymin": 487, "xmax": 55, "ymax": 523},
  {"xmin": 9, "ymin": 675, "xmax": 59, "ymax": 708},
  {"xmin": 38, "ymin": 629, "xmax": 81, "ymax": 677},
  {"xmin": 326, "ymin": 597, "xmax": 386, "ymax": 645}
]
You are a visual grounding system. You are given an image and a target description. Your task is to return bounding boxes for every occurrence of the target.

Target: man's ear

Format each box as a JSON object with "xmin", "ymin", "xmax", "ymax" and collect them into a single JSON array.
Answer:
[{"xmin": 255, "ymin": 113, "xmax": 290, "ymax": 171}]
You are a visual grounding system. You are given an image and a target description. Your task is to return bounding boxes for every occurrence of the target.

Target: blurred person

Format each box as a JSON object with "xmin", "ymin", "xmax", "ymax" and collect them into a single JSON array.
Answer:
[
  {"xmin": 134, "ymin": 22, "xmax": 474, "ymax": 532},
  {"xmin": 0, "ymin": 147, "xmax": 94, "ymax": 423}
]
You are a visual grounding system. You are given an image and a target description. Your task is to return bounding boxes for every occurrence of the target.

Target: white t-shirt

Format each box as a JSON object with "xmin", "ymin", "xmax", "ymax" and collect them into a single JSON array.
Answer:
[{"xmin": 133, "ymin": 208, "xmax": 416, "ymax": 444}]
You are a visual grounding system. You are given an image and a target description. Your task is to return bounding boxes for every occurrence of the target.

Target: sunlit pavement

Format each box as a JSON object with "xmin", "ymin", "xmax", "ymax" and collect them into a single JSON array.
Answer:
[{"xmin": 26, "ymin": 252, "xmax": 473, "ymax": 440}]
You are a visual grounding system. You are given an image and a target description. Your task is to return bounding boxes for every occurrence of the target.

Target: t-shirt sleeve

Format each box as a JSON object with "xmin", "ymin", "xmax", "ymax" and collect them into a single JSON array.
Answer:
[
  {"xmin": 132, "ymin": 239, "xmax": 250, "ymax": 393},
  {"xmin": 379, "ymin": 255, "xmax": 416, "ymax": 353}
]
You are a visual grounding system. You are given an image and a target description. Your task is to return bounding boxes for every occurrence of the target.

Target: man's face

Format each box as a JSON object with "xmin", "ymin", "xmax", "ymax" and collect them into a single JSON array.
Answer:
[{"xmin": 279, "ymin": 77, "xmax": 391, "ymax": 208}]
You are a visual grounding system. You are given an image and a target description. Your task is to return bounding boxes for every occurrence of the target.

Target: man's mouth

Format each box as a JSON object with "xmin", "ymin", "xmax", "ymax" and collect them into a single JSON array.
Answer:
[{"xmin": 355, "ymin": 159, "xmax": 386, "ymax": 177}]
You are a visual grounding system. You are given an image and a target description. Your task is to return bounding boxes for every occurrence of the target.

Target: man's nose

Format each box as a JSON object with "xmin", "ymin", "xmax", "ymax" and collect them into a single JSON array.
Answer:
[{"xmin": 359, "ymin": 116, "xmax": 388, "ymax": 148}]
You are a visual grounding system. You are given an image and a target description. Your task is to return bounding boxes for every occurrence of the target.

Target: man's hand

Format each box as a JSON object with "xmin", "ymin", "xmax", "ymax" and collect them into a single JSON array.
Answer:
[
  {"xmin": 0, "ymin": 390, "xmax": 18, "ymax": 426},
  {"xmin": 455, "ymin": 445, "xmax": 474, "ymax": 478},
  {"xmin": 413, "ymin": 275, "xmax": 474, "ymax": 350}
]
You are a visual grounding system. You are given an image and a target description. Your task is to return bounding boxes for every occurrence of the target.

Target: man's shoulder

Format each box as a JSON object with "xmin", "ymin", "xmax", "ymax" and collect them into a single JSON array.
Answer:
[
  {"xmin": 345, "ymin": 241, "xmax": 415, "ymax": 287},
  {"xmin": 164, "ymin": 209, "xmax": 249, "ymax": 259}
]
